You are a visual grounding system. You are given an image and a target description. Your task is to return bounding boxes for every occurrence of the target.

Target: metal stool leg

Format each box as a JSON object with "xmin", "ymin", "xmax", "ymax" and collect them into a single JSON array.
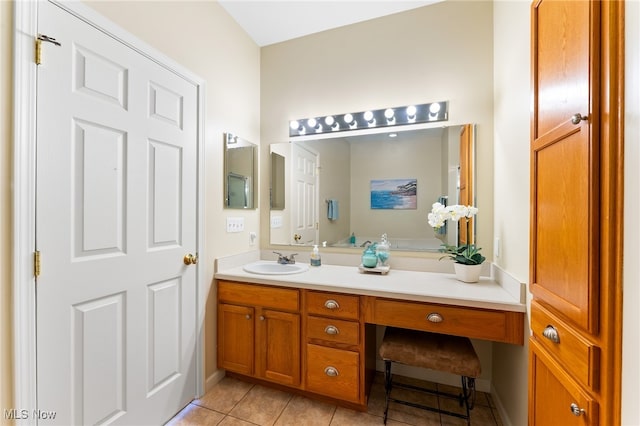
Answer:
[{"xmin": 383, "ymin": 360, "xmax": 392, "ymax": 425}]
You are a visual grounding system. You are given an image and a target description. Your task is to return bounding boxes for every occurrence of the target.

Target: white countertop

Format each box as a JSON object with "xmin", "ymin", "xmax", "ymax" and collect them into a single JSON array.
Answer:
[{"xmin": 214, "ymin": 259, "xmax": 526, "ymax": 313}]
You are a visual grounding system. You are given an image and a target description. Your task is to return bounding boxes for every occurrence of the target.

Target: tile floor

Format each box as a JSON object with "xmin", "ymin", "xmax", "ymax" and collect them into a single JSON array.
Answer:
[{"xmin": 166, "ymin": 374, "xmax": 503, "ymax": 426}]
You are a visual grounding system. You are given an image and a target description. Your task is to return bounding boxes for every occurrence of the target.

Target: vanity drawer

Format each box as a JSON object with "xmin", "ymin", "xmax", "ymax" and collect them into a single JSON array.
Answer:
[
  {"xmin": 305, "ymin": 291, "xmax": 359, "ymax": 320},
  {"xmin": 531, "ymin": 300, "xmax": 600, "ymax": 390},
  {"xmin": 218, "ymin": 281, "xmax": 299, "ymax": 311},
  {"xmin": 307, "ymin": 316, "xmax": 359, "ymax": 346},
  {"xmin": 306, "ymin": 344, "xmax": 360, "ymax": 403},
  {"xmin": 371, "ymin": 298, "xmax": 524, "ymax": 344}
]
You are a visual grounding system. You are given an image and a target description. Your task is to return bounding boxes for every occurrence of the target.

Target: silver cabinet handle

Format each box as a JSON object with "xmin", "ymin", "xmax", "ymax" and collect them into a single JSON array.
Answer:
[
  {"xmin": 324, "ymin": 366, "xmax": 339, "ymax": 377},
  {"xmin": 426, "ymin": 313, "xmax": 443, "ymax": 323},
  {"xmin": 570, "ymin": 403, "xmax": 585, "ymax": 417},
  {"xmin": 542, "ymin": 325, "xmax": 560, "ymax": 343},
  {"xmin": 324, "ymin": 325, "xmax": 339, "ymax": 335},
  {"xmin": 324, "ymin": 299, "xmax": 340, "ymax": 310},
  {"xmin": 571, "ymin": 113, "xmax": 588, "ymax": 125}
]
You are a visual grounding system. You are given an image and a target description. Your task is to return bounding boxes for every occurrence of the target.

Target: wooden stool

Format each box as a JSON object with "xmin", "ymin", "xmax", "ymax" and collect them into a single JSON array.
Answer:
[{"xmin": 378, "ymin": 327, "xmax": 481, "ymax": 425}]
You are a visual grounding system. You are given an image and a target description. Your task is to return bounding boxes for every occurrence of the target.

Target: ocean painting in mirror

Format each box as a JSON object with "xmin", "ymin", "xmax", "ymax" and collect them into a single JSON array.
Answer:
[{"xmin": 370, "ymin": 179, "xmax": 417, "ymax": 209}]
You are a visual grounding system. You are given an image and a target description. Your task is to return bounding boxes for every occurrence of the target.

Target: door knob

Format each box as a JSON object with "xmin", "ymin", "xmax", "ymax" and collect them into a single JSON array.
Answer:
[
  {"xmin": 183, "ymin": 253, "xmax": 198, "ymax": 265},
  {"xmin": 571, "ymin": 113, "xmax": 588, "ymax": 125}
]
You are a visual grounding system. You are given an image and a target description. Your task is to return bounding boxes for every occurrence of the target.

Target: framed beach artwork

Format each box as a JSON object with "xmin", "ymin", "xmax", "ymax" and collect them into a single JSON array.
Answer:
[{"xmin": 370, "ymin": 178, "xmax": 417, "ymax": 209}]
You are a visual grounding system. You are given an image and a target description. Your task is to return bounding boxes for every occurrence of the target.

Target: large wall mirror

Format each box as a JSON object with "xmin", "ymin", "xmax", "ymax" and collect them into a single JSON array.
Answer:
[
  {"xmin": 269, "ymin": 124, "xmax": 476, "ymax": 252},
  {"xmin": 224, "ymin": 132, "xmax": 257, "ymax": 209}
]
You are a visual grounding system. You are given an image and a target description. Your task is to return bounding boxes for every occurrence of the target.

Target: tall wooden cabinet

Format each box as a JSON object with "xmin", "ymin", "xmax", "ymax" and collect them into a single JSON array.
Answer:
[{"xmin": 529, "ymin": 1, "xmax": 624, "ymax": 424}]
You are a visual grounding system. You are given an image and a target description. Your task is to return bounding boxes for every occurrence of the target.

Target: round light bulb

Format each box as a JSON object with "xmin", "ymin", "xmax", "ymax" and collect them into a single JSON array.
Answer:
[
  {"xmin": 429, "ymin": 103, "xmax": 441, "ymax": 114},
  {"xmin": 290, "ymin": 120, "xmax": 299, "ymax": 130},
  {"xmin": 384, "ymin": 108, "xmax": 395, "ymax": 119},
  {"xmin": 324, "ymin": 116, "xmax": 335, "ymax": 126},
  {"xmin": 307, "ymin": 118, "xmax": 317, "ymax": 128},
  {"xmin": 406, "ymin": 105, "xmax": 417, "ymax": 118},
  {"xmin": 364, "ymin": 110, "xmax": 374, "ymax": 123},
  {"xmin": 344, "ymin": 113, "xmax": 354, "ymax": 124}
]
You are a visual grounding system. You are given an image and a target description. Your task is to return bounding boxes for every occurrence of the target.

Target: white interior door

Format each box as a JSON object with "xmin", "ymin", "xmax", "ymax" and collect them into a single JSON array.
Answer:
[
  {"xmin": 291, "ymin": 144, "xmax": 318, "ymax": 245},
  {"xmin": 36, "ymin": 2, "xmax": 199, "ymax": 424}
]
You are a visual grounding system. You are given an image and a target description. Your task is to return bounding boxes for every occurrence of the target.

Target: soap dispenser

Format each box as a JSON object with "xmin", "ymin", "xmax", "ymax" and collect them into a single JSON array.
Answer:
[
  {"xmin": 377, "ymin": 233, "xmax": 390, "ymax": 266},
  {"xmin": 310, "ymin": 244, "xmax": 321, "ymax": 267}
]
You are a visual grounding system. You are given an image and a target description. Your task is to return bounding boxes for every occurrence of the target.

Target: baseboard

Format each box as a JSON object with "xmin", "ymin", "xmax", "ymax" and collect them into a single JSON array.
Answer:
[
  {"xmin": 490, "ymin": 382, "xmax": 512, "ymax": 426},
  {"xmin": 204, "ymin": 369, "xmax": 226, "ymax": 395}
]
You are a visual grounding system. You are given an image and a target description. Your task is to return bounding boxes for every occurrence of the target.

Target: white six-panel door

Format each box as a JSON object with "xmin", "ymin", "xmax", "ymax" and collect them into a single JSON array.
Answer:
[{"xmin": 36, "ymin": 2, "xmax": 199, "ymax": 424}]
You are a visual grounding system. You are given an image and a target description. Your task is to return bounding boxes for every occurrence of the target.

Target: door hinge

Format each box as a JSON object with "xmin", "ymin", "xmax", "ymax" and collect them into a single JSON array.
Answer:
[
  {"xmin": 34, "ymin": 251, "xmax": 41, "ymax": 277},
  {"xmin": 35, "ymin": 34, "xmax": 62, "ymax": 65}
]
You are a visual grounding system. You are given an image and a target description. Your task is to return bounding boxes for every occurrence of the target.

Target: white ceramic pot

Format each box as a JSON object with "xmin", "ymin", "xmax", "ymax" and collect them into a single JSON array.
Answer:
[{"xmin": 453, "ymin": 263, "xmax": 483, "ymax": 283}]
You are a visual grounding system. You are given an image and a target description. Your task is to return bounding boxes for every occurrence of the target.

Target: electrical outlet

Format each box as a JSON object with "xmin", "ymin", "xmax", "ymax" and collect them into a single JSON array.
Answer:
[
  {"xmin": 249, "ymin": 231, "xmax": 257, "ymax": 245},
  {"xmin": 226, "ymin": 217, "xmax": 245, "ymax": 233}
]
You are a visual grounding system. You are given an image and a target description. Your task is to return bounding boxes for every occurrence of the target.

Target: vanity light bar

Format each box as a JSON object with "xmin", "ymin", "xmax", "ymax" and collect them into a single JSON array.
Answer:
[{"xmin": 289, "ymin": 101, "xmax": 448, "ymax": 137}]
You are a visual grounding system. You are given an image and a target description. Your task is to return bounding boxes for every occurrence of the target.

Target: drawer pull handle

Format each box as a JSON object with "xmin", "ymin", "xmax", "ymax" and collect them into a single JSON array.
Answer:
[
  {"xmin": 324, "ymin": 366, "xmax": 339, "ymax": 377},
  {"xmin": 570, "ymin": 403, "xmax": 586, "ymax": 417},
  {"xmin": 324, "ymin": 299, "xmax": 340, "ymax": 310},
  {"xmin": 543, "ymin": 325, "xmax": 560, "ymax": 343},
  {"xmin": 324, "ymin": 325, "xmax": 339, "ymax": 335},
  {"xmin": 259, "ymin": 315, "xmax": 265, "ymax": 321},
  {"xmin": 426, "ymin": 313, "xmax": 443, "ymax": 323},
  {"xmin": 245, "ymin": 314, "xmax": 251, "ymax": 320}
]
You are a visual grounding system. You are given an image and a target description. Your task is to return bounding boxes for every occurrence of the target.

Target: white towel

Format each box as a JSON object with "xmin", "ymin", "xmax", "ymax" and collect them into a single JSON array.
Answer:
[{"xmin": 327, "ymin": 199, "xmax": 339, "ymax": 220}]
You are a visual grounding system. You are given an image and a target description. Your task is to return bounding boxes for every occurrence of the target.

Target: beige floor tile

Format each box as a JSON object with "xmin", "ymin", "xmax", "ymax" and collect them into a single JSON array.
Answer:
[
  {"xmin": 196, "ymin": 377, "xmax": 254, "ymax": 414},
  {"xmin": 218, "ymin": 416, "xmax": 259, "ymax": 426},
  {"xmin": 385, "ymin": 400, "xmax": 442, "ymax": 426},
  {"xmin": 228, "ymin": 384, "xmax": 292, "ymax": 425},
  {"xmin": 329, "ymin": 406, "xmax": 386, "ymax": 425},
  {"xmin": 165, "ymin": 404, "xmax": 225, "ymax": 426},
  {"xmin": 439, "ymin": 398, "xmax": 497, "ymax": 426},
  {"xmin": 274, "ymin": 395, "xmax": 336, "ymax": 426}
]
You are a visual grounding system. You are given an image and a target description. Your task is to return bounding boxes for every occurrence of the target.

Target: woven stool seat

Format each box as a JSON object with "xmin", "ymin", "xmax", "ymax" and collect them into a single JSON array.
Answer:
[
  {"xmin": 379, "ymin": 327, "xmax": 481, "ymax": 425},
  {"xmin": 379, "ymin": 327, "xmax": 481, "ymax": 378}
]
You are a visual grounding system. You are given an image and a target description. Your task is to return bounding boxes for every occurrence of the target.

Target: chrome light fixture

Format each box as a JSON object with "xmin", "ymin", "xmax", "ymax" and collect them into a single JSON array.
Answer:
[{"xmin": 289, "ymin": 101, "xmax": 448, "ymax": 137}]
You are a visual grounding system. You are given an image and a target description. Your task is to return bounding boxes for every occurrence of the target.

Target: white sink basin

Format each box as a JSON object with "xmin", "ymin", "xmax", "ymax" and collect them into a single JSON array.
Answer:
[{"xmin": 243, "ymin": 261, "xmax": 309, "ymax": 275}]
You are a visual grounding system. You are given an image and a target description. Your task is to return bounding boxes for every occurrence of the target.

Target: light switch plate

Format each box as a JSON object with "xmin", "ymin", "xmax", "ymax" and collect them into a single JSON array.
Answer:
[{"xmin": 226, "ymin": 217, "xmax": 245, "ymax": 233}]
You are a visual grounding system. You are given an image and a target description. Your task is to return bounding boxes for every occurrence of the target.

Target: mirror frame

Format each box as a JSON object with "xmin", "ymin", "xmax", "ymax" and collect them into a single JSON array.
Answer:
[{"xmin": 224, "ymin": 132, "xmax": 257, "ymax": 210}]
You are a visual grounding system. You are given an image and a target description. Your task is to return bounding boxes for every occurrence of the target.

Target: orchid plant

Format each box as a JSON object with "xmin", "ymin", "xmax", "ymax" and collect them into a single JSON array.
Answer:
[{"xmin": 428, "ymin": 202, "xmax": 486, "ymax": 265}]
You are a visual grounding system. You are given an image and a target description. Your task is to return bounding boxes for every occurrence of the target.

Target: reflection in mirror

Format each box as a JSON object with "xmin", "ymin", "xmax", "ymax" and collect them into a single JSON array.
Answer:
[
  {"xmin": 271, "ymin": 152, "xmax": 285, "ymax": 210},
  {"xmin": 224, "ymin": 132, "xmax": 257, "ymax": 209},
  {"xmin": 269, "ymin": 124, "xmax": 476, "ymax": 252}
]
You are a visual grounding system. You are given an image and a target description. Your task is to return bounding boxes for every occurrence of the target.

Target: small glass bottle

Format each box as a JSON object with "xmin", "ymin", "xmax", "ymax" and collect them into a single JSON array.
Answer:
[
  {"xmin": 377, "ymin": 233, "xmax": 390, "ymax": 266},
  {"xmin": 362, "ymin": 243, "xmax": 378, "ymax": 268}
]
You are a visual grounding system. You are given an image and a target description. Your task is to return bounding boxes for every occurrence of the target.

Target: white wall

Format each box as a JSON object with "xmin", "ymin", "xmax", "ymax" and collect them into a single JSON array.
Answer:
[
  {"xmin": 491, "ymin": 1, "xmax": 531, "ymax": 425},
  {"xmin": 1, "ymin": 0, "xmax": 14, "ymax": 419},
  {"xmin": 260, "ymin": 1, "xmax": 495, "ymax": 258},
  {"xmin": 622, "ymin": 1, "xmax": 640, "ymax": 423}
]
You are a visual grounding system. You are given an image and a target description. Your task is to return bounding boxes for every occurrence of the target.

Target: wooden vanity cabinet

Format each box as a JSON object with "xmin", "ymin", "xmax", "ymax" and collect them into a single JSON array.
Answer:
[
  {"xmin": 303, "ymin": 290, "xmax": 372, "ymax": 406},
  {"xmin": 217, "ymin": 280, "xmax": 301, "ymax": 387}
]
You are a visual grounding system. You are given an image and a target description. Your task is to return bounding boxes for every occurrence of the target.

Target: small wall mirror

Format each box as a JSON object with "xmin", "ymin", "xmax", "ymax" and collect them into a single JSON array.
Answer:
[
  {"xmin": 224, "ymin": 132, "xmax": 257, "ymax": 209},
  {"xmin": 268, "ymin": 124, "xmax": 476, "ymax": 251}
]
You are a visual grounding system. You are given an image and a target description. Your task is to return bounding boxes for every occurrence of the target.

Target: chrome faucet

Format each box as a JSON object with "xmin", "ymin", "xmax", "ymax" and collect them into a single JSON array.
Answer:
[
  {"xmin": 273, "ymin": 252, "xmax": 297, "ymax": 264},
  {"xmin": 360, "ymin": 240, "xmax": 372, "ymax": 247}
]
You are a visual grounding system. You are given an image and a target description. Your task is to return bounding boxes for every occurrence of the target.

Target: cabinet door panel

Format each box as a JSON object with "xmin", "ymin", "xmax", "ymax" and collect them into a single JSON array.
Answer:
[
  {"xmin": 531, "ymin": 0, "xmax": 600, "ymax": 334},
  {"xmin": 258, "ymin": 309, "xmax": 301, "ymax": 386},
  {"xmin": 529, "ymin": 339, "xmax": 598, "ymax": 426},
  {"xmin": 218, "ymin": 303, "xmax": 254, "ymax": 375}
]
